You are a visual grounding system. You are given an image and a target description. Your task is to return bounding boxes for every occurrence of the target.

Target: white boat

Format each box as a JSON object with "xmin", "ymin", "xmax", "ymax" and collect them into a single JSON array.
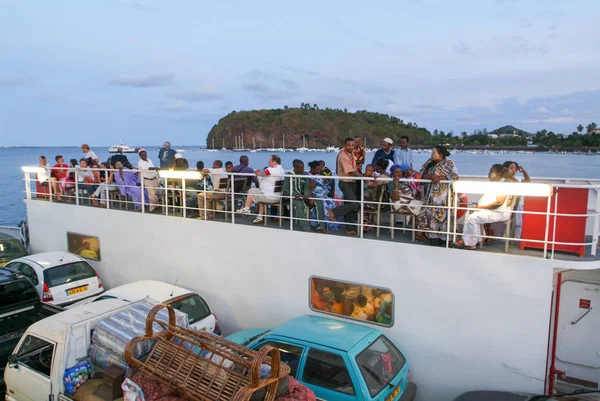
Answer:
[
  {"xmin": 18, "ymin": 166, "xmax": 600, "ymax": 401},
  {"xmin": 325, "ymin": 145, "xmax": 339, "ymax": 153},
  {"xmin": 176, "ymin": 143, "xmax": 185, "ymax": 153},
  {"xmin": 297, "ymin": 135, "xmax": 309, "ymax": 153},
  {"xmin": 108, "ymin": 139, "xmax": 137, "ymax": 153}
]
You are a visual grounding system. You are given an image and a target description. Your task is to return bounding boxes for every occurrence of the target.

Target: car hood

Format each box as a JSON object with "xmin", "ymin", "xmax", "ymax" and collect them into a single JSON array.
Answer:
[{"xmin": 226, "ymin": 328, "xmax": 270, "ymax": 347}]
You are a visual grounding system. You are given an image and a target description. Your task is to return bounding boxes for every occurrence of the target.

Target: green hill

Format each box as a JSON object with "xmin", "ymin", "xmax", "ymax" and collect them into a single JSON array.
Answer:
[
  {"xmin": 206, "ymin": 105, "xmax": 433, "ymax": 149},
  {"xmin": 488, "ymin": 125, "xmax": 530, "ymax": 137}
]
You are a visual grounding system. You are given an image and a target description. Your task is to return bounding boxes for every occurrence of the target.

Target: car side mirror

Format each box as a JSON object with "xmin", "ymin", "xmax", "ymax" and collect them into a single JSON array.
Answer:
[{"xmin": 8, "ymin": 354, "xmax": 18, "ymax": 368}]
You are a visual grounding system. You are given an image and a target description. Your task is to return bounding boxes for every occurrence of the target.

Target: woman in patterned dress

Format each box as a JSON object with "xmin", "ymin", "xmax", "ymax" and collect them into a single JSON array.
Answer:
[
  {"xmin": 418, "ymin": 145, "xmax": 459, "ymax": 246},
  {"xmin": 308, "ymin": 162, "xmax": 339, "ymax": 232}
]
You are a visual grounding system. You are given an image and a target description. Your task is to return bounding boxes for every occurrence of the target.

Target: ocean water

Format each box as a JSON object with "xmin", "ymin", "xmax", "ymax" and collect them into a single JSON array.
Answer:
[{"xmin": 1, "ymin": 146, "xmax": 599, "ymax": 227}]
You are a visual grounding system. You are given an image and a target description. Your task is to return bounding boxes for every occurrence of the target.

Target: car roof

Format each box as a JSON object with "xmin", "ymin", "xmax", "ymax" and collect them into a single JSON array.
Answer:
[
  {"xmin": 19, "ymin": 252, "xmax": 83, "ymax": 268},
  {"xmin": 29, "ymin": 299, "xmax": 131, "ymax": 345},
  {"xmin": 0, "ymin": 268, "xmax": 29, "ymax": 284},
  {"xmin": 102, "ymin": 280, "xmax": 192, "ymax": 302},
  {"xmin": 269, "ymin": 315, "xmax": 376, "ymax": 352}
]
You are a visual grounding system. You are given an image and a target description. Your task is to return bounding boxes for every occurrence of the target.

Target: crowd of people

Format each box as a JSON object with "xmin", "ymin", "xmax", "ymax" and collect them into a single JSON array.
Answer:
[{"xmin": 33, "ymin": 138, "xmax": 531, "ymax": 248}]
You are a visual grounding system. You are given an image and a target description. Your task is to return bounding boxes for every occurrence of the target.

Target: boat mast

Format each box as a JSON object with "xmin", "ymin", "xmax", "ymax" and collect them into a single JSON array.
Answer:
[
  {"xmin": 283, "ymin": 133, "xmax": 286, "ymax": 149},
  {"xmin": 212, "ymin": 138, "xmax": 215, "ymax": 150},
  {"xmin": 241, "ymin": 132, "xmax": 244, "ymax": 149},
  {"xmin": 253, "ymin": 136, "xmax": 256, "ymax": 150}
]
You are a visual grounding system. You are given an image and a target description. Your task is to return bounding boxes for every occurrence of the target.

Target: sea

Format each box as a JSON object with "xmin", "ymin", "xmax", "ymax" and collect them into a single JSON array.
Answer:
[{"xmin": 1, "ymin": 146, "xmax": 599, "ymax": 227}]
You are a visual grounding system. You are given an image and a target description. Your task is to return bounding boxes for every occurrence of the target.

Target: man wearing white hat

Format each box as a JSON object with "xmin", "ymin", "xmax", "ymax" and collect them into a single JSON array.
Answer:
[
  {"xmin": 137, "ymin": 148, "xmax": 159, "ymax": 212},
  {"xmin": 371, "ymin": 137, "xmax": 395, "ymax": 167}
]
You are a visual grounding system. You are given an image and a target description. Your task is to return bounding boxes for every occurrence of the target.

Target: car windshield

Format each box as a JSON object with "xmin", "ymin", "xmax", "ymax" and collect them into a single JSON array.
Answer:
[
  {"xmin": 43, "ymin": 261, "xmax": 95, "ymax": 287},
  {"xmin": 355, "ymin": 335, "xmax": 406, "ymax": 397},
  {"xmin": 0, "ymin": 279, "xmax": 39, "ymax": 308},
  {"xmin": 0, "ymin": 239, "xmax": 26, "ymax": 258},
  {"xmin": 168, "ymin": 294, "xmax": 212, "ymax": 324}
]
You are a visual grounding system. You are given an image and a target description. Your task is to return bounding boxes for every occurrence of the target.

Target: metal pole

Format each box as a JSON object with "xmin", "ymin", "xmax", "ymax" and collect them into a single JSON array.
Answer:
[
  {"xmin": 359, "ymin": 178, "xmax": 364, "ymax": 239},
  {"xmin": 74, "ymin": 169, "xmax": 80, "ymax": 206},
  {"xmin": 452, "ymin": 189, "xmax": 458, "ymax": 242},
  {"xmin": 543, "ymin": 192, "xmax": 553, "ymax": 258},
  {"xmin": 105, "ymin": 169, "xmax": 110, "ymax": 210},
  {"xmin": 181, "ymin": 178, "xmax": 186, "ymax": 218},
  {"xmin": 592, "ymin": 188, "xmax": 599, "ymax": 257},
  {"xmin": 551, "ymin": 189, "xmax": 559, "ymax": 259},
  {"xmin": 547, "ymin": 272, "xmax": 564, "ymax": 395},
  {"xmin": 25, "ymin": 172, "xmax": 31, "ymax": 200},
  {"xmin": 165, "ymin": 180, "xmax": 169, "ymax": 217},
  {"xmin": 48, "ymin": 168, "xmax": 53, "ymax": 202},
  {"xmin": 289, "ymin": 176, "xmax": 294, "ymax": 231},
  {"xmin": 231, "ymin": 174, "xmax": 235, "ymax": 224},
  {"xmin": 446, "ymin": 181, "xmax": 451, "ymax": 248},
  {"xmin": 140, "ymin": 173, "xmax": 145, "ymax": 214},
  {"xmin": 203, "ymin": 176, "xmax": 207, "ymax": 220}
]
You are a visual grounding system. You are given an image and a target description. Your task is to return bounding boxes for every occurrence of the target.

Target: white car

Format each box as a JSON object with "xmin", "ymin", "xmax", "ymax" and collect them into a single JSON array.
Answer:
[
  {"xmin": 69, "ymin": 280, "xmax": 221, "ymax": 334},
  {"xmin": 5, "ymin": 252, "xmax": 103, "ymax": 307}
]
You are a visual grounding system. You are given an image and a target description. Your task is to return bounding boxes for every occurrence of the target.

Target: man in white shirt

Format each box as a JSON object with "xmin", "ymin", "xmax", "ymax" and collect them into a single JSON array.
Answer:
[
  {"xmin": 236, "ymin": 155, "xmax": 285, "ymax": 224},
  {"xmin": 197, "ymin": 160, "xmax": 228, "ymax": 219},
  {"xmin": 137, "ymin": 149, "xmax": 160, "ymax": 212},
  {"xmin": 393, "ymin": 136, "xmax": 414, "ymax": 167},
  {"xmin": 81, "ymin": 144, "xmax": 100, "ymax": 165}
]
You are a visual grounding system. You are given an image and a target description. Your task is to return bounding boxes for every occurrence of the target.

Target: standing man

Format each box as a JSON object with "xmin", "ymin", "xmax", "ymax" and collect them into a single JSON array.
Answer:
[
  {"xmin": 393, "ymin": 135, "xmax": 414, "ymax": 167},
  {"xmin": 137, "ymin": 148, "xmax": 159, "ymax": 212},
  {"xmin": 81, "ymin": 144, "xmax": 100, "ymax": 165},
  {"xmin": 329, "ymin": 137, "xmax": 363, "ymax": 236},
  {"xmin": 353, "ymin": 136, "xmax": 366, "ymax": 172},
  {"xmin": 371, "ymin": 138, "xmax": 394, "ymax": 167},
  {"xmin": 158, "ymin": 141, "xmax": 177, "ymax": 169},
  {"xmin": 232, "ymin": 155, "xmax": 259, "ymax": 188},
  {"xmin": 283, "ymin": 159, "xmax": 311, "ymax": 231}
]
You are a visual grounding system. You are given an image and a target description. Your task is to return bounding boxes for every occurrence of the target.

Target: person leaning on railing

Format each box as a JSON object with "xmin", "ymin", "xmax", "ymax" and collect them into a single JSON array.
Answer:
[
  {"xmin": 417, "ymin": 145, "xmax": 459, "ymax": 246},
  {"xmin": 452, "ymin": 164, "xmax": 511, "ymax": 250},
  {"xmin": 328, "ymin": 137, "xmax": 364, "ymax": 236}
]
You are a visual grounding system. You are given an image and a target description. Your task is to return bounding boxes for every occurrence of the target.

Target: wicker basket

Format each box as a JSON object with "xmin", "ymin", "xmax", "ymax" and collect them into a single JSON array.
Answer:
[{"xmin": 124, "ymin": 304, "xmax": 290, "ymax": 401}]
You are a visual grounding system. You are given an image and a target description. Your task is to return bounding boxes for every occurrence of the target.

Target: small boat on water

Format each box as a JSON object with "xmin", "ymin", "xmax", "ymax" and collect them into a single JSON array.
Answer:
[{"xmin": 108, "ymin": 139, "xmax": 138, "ymax": 153}]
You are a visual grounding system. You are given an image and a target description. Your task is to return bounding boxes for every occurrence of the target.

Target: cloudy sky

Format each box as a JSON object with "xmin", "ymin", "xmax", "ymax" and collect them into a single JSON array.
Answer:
[{"xmin": 0, "ymin": 0, "xmax": 599, "ymax": 146}]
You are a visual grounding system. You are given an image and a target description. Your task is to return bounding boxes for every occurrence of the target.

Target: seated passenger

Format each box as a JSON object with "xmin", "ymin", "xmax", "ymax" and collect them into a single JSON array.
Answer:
[
  {"xmin": 113, "ymin": 161, "xmax": 149, "ymax": 211},
  {"xmin": 453, "ymin": 164, "xmax": 511, "ymax": 250},
  {"xmin": 363, "ymin": 164, "xmax": 378, "ymax": 209},
  {"xmin": 350, "ymin": 294, "xmax": 374, "ymax": 321},
  {"xmin": 197, "ymin": 160, "xmax": 228, "ymax": 220},
  {"xmin": 225, "ymin": 161, "xmax": 234, "ymax": 173},
  {"xmin": 77, "ymin": 159, "xmax": 98, "ymax": 196},
  {"xmin": 51, "ymin": 155, "xmax": 69, "ymax": 201},
  {"xmin": 90, "ymin": 162, "xmax": 117, "ymax": 207},
  {"xmin": 236, "ymin": 155, "xmax": 285, "ymax": 224},
  {"xmin": 400, "ymin": 163, "xmax": 421, "ymax": 199}
]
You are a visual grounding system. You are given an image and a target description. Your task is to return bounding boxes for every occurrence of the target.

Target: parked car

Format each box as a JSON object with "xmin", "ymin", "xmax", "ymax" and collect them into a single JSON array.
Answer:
[
  {"xmin": 68, "ymin": 280, "xmax": 221, "ymax": 334},
  {"xmin": 0, "ymin": 233, "xmax": 28, "ymax": 267},
  {"xmin": 4, "ymin": 298, "xmax": 138, "ymax": 401},
  {"xmin": 452, "ymin": 390, "xmax": 600, "ymax": 401},
  {"xmin": 4, "ymin": 252, "xmax": 103, "ymax": 307},
  {"xmin": 0, "ymin": 268, "xmax": 63, "ymax": 397},
  {"xmin": 227, "ymin": 315, "xmax": 417, "ymax": 401}
]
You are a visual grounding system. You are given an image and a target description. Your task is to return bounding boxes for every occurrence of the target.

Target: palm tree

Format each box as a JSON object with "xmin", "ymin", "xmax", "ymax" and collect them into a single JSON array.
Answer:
[
  {"xmin": 586, "ymin": 122, "xmax": 598, "ymax": 134},
  {"xmin": 576, "ymin": 124, "xmax": 584, "ymax": 133}
]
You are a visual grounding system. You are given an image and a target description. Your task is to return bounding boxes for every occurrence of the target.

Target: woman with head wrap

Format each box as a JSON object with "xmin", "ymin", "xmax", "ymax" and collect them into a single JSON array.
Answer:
[
  {"xmin": 417, "ymin": 145, "xmax": 459, "ymax": 245},
  {"xmin": 309, "ymin": 164, "xmax": 339, "ymax": 232}
]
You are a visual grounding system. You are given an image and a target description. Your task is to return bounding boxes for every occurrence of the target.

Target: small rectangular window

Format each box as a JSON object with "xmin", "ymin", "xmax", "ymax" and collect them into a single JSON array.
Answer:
[
  {"xmin": 303, "ymin": 348, "xmax": 355, "ymax": 395},
  {"xmin": 309, "ymin": 276, "xmax": 393, "ymax": 327},
  {"xmin": 67, "ymin": 232, "xmax": 101, "ymax": 261}
]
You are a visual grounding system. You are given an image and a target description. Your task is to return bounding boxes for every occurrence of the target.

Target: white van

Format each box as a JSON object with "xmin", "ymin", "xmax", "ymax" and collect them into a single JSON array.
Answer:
[{"xmin": 4, "ymin": 299, "xmax": 137, "ymax": 401}]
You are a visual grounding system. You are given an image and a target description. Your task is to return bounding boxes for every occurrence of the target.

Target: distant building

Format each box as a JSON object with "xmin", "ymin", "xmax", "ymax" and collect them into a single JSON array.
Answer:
[{"xmin": 487, "ymin": 134, "xmax": 498, "ymax": 139}]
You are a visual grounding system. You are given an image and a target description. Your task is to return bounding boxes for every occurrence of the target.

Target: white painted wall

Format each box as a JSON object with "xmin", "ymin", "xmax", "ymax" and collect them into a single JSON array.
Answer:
[{"xmin": 27, "ymin": 200, "xmax": 556, "ymax": 401}]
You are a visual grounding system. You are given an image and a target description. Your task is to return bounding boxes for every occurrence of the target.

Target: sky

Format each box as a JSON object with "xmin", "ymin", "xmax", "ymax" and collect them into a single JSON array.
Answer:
[{"xmin": 0, "ymin": 0, "xmax": 599, "ymax": 146}]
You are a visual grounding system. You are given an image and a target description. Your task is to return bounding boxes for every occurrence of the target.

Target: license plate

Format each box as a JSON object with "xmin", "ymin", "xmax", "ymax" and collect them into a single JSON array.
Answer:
[
  {"xmin": 67, "ymin": 285, "xmax": 88, "ymax": 296},
  {"xmin": 386, "ymin": 385, "xmax": 402, "ymax": 401},
  {"xmin": 0, "ymin": 262, "xmax": 6, "ymax": 267}
]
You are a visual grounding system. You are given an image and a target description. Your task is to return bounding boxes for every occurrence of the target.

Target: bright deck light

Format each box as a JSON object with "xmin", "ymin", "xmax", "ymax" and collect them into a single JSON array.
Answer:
[
  {"xmin": 453, "ymin": 181, "xmax": 553, "ymax": 197},
  {"xmin": 21, "ymin": 166, "xmax": 46, "ymax": 173},
  {"xmin": 158, "ymin": 170, "xmax": 201, "ymax": 180}
]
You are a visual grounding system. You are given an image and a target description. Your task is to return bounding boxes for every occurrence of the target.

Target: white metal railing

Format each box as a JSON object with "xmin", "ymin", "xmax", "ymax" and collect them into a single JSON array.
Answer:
[{"xmin": 21, "ymin": 166, "xmax": 600, "ymax": 261}]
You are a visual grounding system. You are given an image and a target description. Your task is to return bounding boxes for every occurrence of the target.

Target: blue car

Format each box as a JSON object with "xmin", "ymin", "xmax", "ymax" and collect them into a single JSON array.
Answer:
[{"xmin": 227, "ymin": 315, "xmax": 417, "ymax": 401}]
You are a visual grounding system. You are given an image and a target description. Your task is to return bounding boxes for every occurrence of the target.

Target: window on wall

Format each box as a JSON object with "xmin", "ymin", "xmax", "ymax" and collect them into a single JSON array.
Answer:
[
  {"xmin": 309, "ymin": 276, "xmax": 394, "ymax": 327},
  {"xmin": 67, "ymin": 232, "xmax": 101, "ymax": 261}
]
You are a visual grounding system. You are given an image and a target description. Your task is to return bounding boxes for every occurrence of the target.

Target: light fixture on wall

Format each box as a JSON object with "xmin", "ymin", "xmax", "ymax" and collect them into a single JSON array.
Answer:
[
  {"xmin": 452, "ymin": 181, "xmax": 553, "ymax": 197},
  {"xmin": 21, "ymin": 166, "xmax": 47, "ymax": 174},
  {"xmin": 158, "ymin": 170, "xmax": 201, "ymax": 180}
]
